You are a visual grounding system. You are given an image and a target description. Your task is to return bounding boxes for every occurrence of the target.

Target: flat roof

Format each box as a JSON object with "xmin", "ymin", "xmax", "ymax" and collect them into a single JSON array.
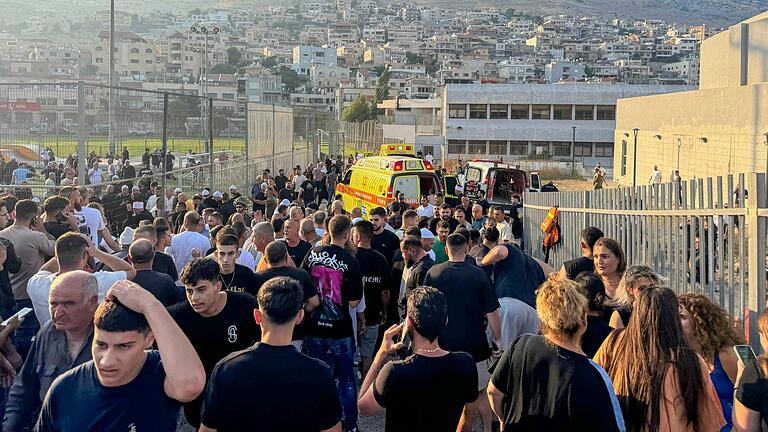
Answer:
[{"xmin": 445, "ymin": 83, "xmax": 694, "ymax": 104}]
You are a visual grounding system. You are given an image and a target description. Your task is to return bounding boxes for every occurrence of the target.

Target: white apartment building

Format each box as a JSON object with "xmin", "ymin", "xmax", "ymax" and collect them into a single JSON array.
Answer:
[
  {"xmin": 327, "ymin": 23, "xmax": 360, "ymax": 48},
  {"xmin": 310, "ymin": 64, "xmax": 350, "ymax": 90},
  {"xmin": 92, "ymin": 31, "xmax": 158, "ymax": 79},
  {"xmin": 661, "ymin": 57, "xmax": 700, "ymax": 86},
  {"xmin": 498, "ymin": 60, "xmax": 536, "ymax": 83},
  {"xmin": 292, "ymin": 45, "xmax": 338, "ymax": 76},
  {"xmin": 440, "ymin": 83, "xmax": 691, "ymax": 169},
  {"xmin": 362, "ymin": 28, "xmax": 387, "ymax": 45},
  {"xmin": 545, "ymin": 61, "xmax": 586, "ymax": 82},
  {"xmin": 405, "ymin": 77, "xmax": 437, "ymax": 99},
  {"xmin": 336, "ymin": 84, "xmax": 376, "ymax": 116},
  {"xmin": 290, "ymin": 92, "xmax": 335, "ymax": 111}
]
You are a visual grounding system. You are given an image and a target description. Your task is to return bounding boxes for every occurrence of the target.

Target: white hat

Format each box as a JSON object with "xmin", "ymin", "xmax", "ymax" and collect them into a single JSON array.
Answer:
[
  {"xmin": 420, "ymin": 228, "xmax": 435, "ymax": 239},
  {"xmin": 121, "ymin": 185, "xmax": 129, "ymax": 191},
  {"xmin": 132, "ymin": 185, "xmax": 139, "ymax": 191},
  {"xmin": 351, "ymin": 217, "xmax": 364, "ymax": 225},
  {"xmin": 119, "ymin": 227, "xmax": 134, "ymax": 245},
  {"xmin": 202, "ymin": 189, "xmax": 210, "ymax": 197},
  {"xmin": 174, "ymin": 187, "xmax": 182, "ymax": 194},
  {"xmin": 229, "ymin": 185, "xmax": 237, "ymax": 191},
  {"xmin": 213, "ymin": 191, "xmax": 222, "ymax": 199},
  {"xmin": 132, "ymin": 201, "xmax": 144, "ymax": 209},
  {"xmin": 32, "ymin": 197, "xmax": 40, "ymax": 203},
  {"xmin": 280, "ymin": 199, "xmax": 290, "ymax": 206}
]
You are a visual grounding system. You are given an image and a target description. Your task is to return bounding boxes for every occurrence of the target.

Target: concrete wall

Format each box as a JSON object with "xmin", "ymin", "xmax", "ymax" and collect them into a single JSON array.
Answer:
[
  {"xmin": 614, "ymin": 12, "xmax": 768, "ymax": 186},
  {"xmin": 613, "ymin": 82, "xmax": 768, "ymax": 184}
]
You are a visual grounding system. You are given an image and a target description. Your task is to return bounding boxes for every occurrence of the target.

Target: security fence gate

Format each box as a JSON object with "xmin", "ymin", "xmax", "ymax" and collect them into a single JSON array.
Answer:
[{"xmin": 524, "ymin": 172, "xmax": 767, "ymax": 347}]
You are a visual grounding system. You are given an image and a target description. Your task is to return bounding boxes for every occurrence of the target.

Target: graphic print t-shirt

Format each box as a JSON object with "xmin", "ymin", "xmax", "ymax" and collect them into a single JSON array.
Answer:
[{"xmin": 301, "ymin": 244, "xmax": 363, "ymax": 339}]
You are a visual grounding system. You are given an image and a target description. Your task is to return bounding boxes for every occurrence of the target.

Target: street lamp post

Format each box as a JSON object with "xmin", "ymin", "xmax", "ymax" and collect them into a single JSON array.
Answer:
[
  {"xmin": 571, "ymin": 126, "xmax": 576, "ymax": 176},
  {"xmin": 108, "ymin": 0, "xmax": 115, "ymax": 155},
  {"xmin": 632, "ymin": 128, "xmax": 640, "ymax": 187},
  {"xmin": 191, "ymin": 25, "xmax": 220, "ymax": 155}
]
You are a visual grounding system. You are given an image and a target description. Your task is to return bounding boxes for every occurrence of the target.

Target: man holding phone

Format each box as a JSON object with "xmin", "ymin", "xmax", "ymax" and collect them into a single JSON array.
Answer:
[
  {"xmin": 357, "ymin": 287, "xmax": 477, "ymax": 430},
  {"xmin": 0, "ymin": 200, "xmax": 55, "ymax": 359}
]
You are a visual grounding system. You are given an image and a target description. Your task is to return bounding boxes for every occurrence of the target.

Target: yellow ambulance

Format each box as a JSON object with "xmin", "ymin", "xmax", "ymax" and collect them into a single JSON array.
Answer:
[{"xmin": 336, "ymin": 144, "xmax": 447, "ymax": 218}]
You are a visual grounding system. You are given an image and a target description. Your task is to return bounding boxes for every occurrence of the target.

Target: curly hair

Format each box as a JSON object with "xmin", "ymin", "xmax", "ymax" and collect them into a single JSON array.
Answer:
[{"xmin": 678, "ymin": 293, "xmax": 743, "ymax": 366}]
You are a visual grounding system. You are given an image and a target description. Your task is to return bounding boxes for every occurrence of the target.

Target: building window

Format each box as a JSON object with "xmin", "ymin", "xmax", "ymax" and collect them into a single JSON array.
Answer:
[
  {"xmin": 95, "ymin": 58, "xmax": 103, "ymax": 63},
  {"xmin": 510, "ymin": 141, "xmax": 527, "ymax": 155},
  {"xmin": 621, "ymin": 139, "xmax": 627, "ymax": 175},
  {"xmin": 553, "ymin": 142, "xmax": 571, "ymax": 157},
  {"xmin": 448, "ymin": 104, "xmax": 466, "ymax": 119},
  {"xmin": 489, "ymin": 104, "xmax": 508, "ymax": 119},
  {"xmin": 469, "ymin": 104, "xmax": 487, "ymax": 119},
  {"xmin": 553, "ymin": 105, "xmax": 572, "ymax": 120},
  {"xmin": 574, "ymin": 142, "xmax": 593, "ymax": 157},
  {"xmin": 468, "ymin": 140, "xmax": 486, "ymax": 154},
  {"xmin": 488, "ymin": 140, "xmax": 507, "ymax": 155},
  {"xmin": 63, "ymin": 99, "xmax": 77, "ymax": 106},
  {"xmin": 146, "ymin": 48, "xmax": 152, "ymax": 53},
  {"xmin": 531, "ymin": 141, "xmax": 550, "ymax": 156},
  {"xmin": 575, "ymin": 105, "xmax": 594, "ymax": 120},
  {"xmin": 595, "ymin": 142, "xmax": 614, "ymax": 157},
  {"xmin": 531, "ymin": 105, "xmax": 550, "ymax": 120},
  {"xmin": 130, "ymin": 59, "xmax": 139, "ymax": 64},
  {"xmin": 447, "ymin": 140, "xmax": 466, "ymax": 154},
  {"xmin": 130, "ymin": 48, "xmax": 139, "ymax": 54},
  {"xmin": 510, "ymin": 104, "xmax": 529, "ymax": 119},
  {"xmin": 597, "ymin": 105, "xmax": 616, "ymax": 120}
]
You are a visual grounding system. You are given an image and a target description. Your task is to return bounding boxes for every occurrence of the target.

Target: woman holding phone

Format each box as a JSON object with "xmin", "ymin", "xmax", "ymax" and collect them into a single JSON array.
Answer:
[{"xmin": 734, "ymin": 309, "xmax": 768, "ymax": 431}]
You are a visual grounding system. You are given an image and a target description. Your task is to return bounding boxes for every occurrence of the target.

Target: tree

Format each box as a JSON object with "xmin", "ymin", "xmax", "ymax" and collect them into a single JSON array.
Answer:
[
  {"xmin": 262, "ymin": 56, "xmax": 278, "ymax": 68},
  {"xmin": 278, "ymin": 66, "xmax": 303, "ymax": 92},
  {"xmin": 341, "ymin": 96, "xmax": 373, "ymax": 122},
  {"xmin": 167, "ymin": 96, "xmax": 200, "ymax": 136},
  {"xmin": 226, "ymin": 47, "xmax": 242, "ymax": 66},
  {"xmin": 371, "ymin": 65, "xmax": 391, "ymax": 116},
  {"xmin": 210, "ymin": 63, "xmax": 236, "ymax": 74},
  {"xmin": 405, "ymin": 52, "xmax": 424, "ymax": 64}
]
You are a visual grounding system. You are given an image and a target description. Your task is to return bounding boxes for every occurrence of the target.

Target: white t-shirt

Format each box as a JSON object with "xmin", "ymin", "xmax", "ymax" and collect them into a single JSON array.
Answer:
[
  {"xmin": 293, "ymin": 175, "xmax": 307, "ymax": 192},
  {"xmin": 146, "ymin": 195, "xmax": 159, "ymax": 214},
  {"xmin": 27, "ymin": 269, "xmax": 127, "ymax": 326},
  {"xmin": 75, "ymin": 206, "xmax": 106, "ymax": 245},
  {"xmin": 88, "ymin": 168, "xmax": 103, "ymax": 185},
  {"xmin": 416, "ymin": 204, "xmax": 434, "ymax": 218},
  {"xmin": 166, "ymin": 231, "xmax": 211, "ymax": 276}
]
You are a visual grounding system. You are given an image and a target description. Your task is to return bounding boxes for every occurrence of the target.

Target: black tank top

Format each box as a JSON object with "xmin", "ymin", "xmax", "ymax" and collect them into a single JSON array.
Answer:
[
  {"xmin": 493, "ymin": 244, "xmax": 540, "ymax": 307},
  {"xmin": 562, "ymin": 256, "xmax": 594, "ymax": 280}
]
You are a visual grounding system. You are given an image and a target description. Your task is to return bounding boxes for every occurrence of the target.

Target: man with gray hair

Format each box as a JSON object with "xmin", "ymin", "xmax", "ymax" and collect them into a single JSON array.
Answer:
[
  {"xmin": 3, "ymin": 270, "xmax": 98, "ymax": 431},
  {"xmin": 300, "ymin": 218, "xmax": 320, "ymax": 246},
  {"xmin": 244, "ymin": 221, "xmax": 275, "ymax": 272}
]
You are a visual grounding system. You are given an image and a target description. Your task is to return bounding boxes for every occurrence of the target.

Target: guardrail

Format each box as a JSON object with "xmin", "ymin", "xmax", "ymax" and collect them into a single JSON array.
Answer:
[{"xmin": 523, "ymin": 172, "xmax": 766, "ymax": 346}]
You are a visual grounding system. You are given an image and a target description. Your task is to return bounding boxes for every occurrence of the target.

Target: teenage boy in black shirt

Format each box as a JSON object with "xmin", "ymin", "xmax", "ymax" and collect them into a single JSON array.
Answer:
[
  {"xmin": 424, "ymin": 233, "xmax": 502, "ymax": 432},
  {"xmin": 301, "ymin": 215, "xmax": 363, "ymax": 432},
  {"xmin": 37, "ymin": 280, "xmax": 205, "ymax": 432},
  {"xmin": 274, "ymin": 169, "xmax": 289, "ymax": 192},
  {"xmin": 358, "ymin": 287, "xmax": 477, "ymax": 432},
  {"xmin": 169, "ymin": 257, "xmax": 260, "ymax": 428},
  {"xmin": 253, "ymin": 241, "xmax": 319, "ymax": 351},
  {"xmin": 199, "ymin": 276, "xmax": 341, "ymax": 432},
  {"xmin": 369, "ymin": 207, "xmax": 400, "ymax": 264},
  {"xmin": 215, "ymin": 234, "xmax": 258, "ymax": 295},
  {"xmin": 351, "ymin": 220, "xmax": 390, "ymax": 375}
]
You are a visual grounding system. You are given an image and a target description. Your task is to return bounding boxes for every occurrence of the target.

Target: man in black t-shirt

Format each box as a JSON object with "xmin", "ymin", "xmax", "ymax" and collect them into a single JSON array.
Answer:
[
  {"xmin": 301, "ymin": 215, "xmax": 363, "ymax": 432},
  {"xmin": 369, "ymin": 207, "xmax": 400, "ymax": 264},
  {"xmin": 558, "ymin": 226, "xmax": 604, "ymax": 280},
  {"xmin": 37, "ymin": 280, "xmax": 205, "ymax": 432},
  {"xmin": 199, "ymin": 276, "xmax": 342, "ymax": 432},
  {"xmin": 428, "ymin": 204, "xmax": 460, "ymax": 235},
  {"xmin": 351, "ymin": 220, "xmax": 391, "ymax": 375},
  {"xmin": 274, "ymin": 169, "xmax": 289, "ymax": 192},
  {"xmin": 170, "ymin": 257, "xmax": 260, "ymax": 428},
  {"xmin": 282, "ymin": 219, "xmax": 312, "ymax": 266},
  {"xmin": 254, "ymin": 241, "xmax": 319, "ymax": 351},
  {"xmin": 128, "ymin": 239, "xmax": 182, "ymax": 306},
  {"xmin": 424, "ymin": 233, "xmax": 502, "ymax": 432},
  {"xmin": 300, "ymin": 178, "xmax": 316, "ymax": 206},
  {"xmin": 150, "ymin": 225, "xmax": 179, "ymax": 282},
  {"xmin": 358, "ymin": 287, "xmax": 477, "ymax": 432},
  {"xmin": 214, "ymin": 234, "xmax": 258, "ymax": 295}
]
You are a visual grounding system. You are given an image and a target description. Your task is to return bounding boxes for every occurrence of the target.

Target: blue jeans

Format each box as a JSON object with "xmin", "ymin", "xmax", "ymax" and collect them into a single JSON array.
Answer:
[
  {"xmin": 12, "ymin": 299, "xmax": 37, "ymax": 361},
  {"xmin": 304, "ymin": 336, "xmax": 357, "ymax": 430}
]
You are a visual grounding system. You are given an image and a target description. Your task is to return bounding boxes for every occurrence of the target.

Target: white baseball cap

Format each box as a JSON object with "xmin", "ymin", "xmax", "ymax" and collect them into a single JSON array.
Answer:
[
  {"xmin": 229, "ymin": 185, "xmax": 237, "ymax": 191},
  {"xmin": 201, "ymin": 189, "xmax": 210, "ymax": 197},
  {"xmin": 174, "ymin": 187, "xmax": 182, "ymax": 194},
  {"xmin": 213, "ymin": 191, "xmax": 222, "ymax": 199},
  {"xmin": 420, "ymin": 228, "xmax": 435, "ymax": 239},
  {"xmin": 351, "ymin": 217, "xmax": 364, "ymax": 225}
]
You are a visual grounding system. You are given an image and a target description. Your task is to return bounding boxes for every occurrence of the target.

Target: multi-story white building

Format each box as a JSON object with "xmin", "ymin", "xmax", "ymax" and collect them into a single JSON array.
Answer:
[
  {"xmin": 498, "ymin": 59, "xmax": 536, "ymax": 83},
  {"xmin": 545, "ymin": 61, "xmax": 587, "ymax": 82},
  {"xmin": 327, "ymin": 23, "xmax": 360, "ymax": 48},
  {"xmin": 661, "ymin": 57, "xmax": 700, "ymax": 86},
  {"xmin": 362, "ymin": 28, "xmax": 387, "ymax": 45},
  {"xmin": 336, "ymin": 83, "xmax": 376, "ymax": 116},
  {"xmin": 292, "ymin": 45, "xmax": 338, "ymax": 76},
  {"xmin": 94, "ymin": 10, "xmax": 132, "ymax": 30},
  {"xmin": 290, "ymin": 92, "xmax": 335, "ymax": 111},
  {"xmin": 310, "ymin": 64, "xmax": 350, "ymax": 91},
  {"xmin": 440, "ymin": 83, "xmax": 691, "ymax": 169},
  {"xmin": 92, "ymin": 31, "xmax": 158, "ymax": 79}
]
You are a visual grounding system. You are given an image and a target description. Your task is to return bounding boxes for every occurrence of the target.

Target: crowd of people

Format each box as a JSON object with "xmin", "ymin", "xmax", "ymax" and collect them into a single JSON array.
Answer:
[{"xmin": 0, "ymin": 153, "xmax": 763, "ymax": 432}]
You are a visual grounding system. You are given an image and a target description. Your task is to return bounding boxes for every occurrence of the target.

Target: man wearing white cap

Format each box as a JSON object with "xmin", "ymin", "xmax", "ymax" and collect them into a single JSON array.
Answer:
[
  {"xmin": 420, "ymin": 227, "xmax": 437, "ymax": 261},
  {"xmin": 125, "ymin": 200, "xmax": 153, "ymax": 229}
]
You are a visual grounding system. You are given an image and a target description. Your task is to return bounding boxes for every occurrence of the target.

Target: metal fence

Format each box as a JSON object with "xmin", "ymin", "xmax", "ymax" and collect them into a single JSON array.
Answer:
[{"xmin": 523, "ymin": 172, "xmax": 767, "ymax": 346}]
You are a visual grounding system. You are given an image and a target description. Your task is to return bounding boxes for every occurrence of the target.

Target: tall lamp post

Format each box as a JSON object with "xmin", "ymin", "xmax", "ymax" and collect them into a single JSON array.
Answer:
[
  {"xmin": 108, "ymin": 0, "xmax": 115, "ymax": 155},
  {"xmin": 191, "ymin": 25, "xmax": 220, "ymax": 155},
  {"xmin": 571, "ymin": 126, "xmax": 576, "ymax": 176},
  {"xmin": 632, "ymin": 127, "xmax": 639, "ymax": 187}
]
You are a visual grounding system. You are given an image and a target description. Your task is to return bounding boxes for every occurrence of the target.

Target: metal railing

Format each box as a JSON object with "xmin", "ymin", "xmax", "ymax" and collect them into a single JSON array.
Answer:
[{"xmin": 523, "ymin": 172, "xmax": 766, "ymax": 346}]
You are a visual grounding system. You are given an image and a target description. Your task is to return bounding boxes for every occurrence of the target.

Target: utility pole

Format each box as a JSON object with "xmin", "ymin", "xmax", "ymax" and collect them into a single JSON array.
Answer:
[
  {"xmin": 632, "ymin": 128, "xmax": 640, "ymax": 187},
  {"xmin": 108, "ymin": 0, "xmax": 116, "ymax": 155},
  {"xmin": 571, "ymin": 126, "xmax": 576, "ymax": 176}
]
